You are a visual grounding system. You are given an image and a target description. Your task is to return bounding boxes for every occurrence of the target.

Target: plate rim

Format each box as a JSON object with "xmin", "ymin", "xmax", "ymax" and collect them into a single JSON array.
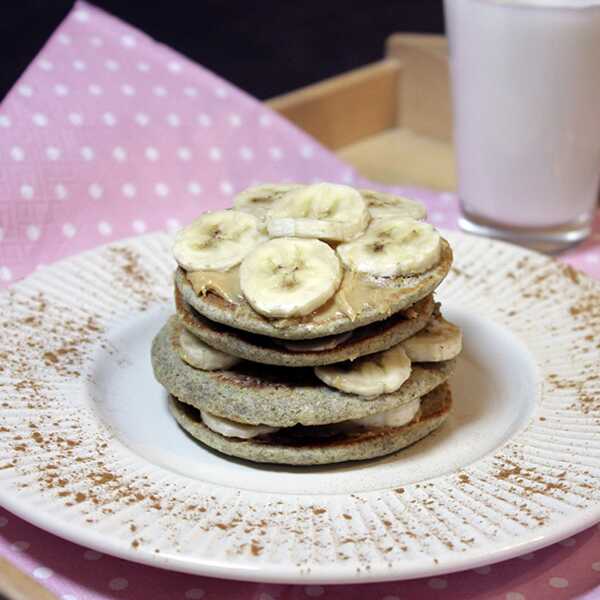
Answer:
[{"xmin": 1, "ymin": 488, "xmax": 598, "ymax": 583}]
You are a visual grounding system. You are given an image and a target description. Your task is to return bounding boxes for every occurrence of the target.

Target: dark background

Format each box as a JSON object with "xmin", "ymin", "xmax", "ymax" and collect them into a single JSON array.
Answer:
[{"xmin": 1, "ymin": 1, "xmax": 444, "ymax": 102}]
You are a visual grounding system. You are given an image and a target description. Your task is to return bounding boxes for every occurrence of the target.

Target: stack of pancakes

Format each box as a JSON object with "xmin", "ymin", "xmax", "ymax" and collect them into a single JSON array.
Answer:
[{"xmin": 152, "ymin": 183, "xmax": 461, "ymax": 465}]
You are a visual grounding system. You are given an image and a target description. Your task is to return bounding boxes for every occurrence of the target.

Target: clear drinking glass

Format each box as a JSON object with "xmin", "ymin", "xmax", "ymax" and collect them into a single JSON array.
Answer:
[{"xmin": 444, "ymin": 0, "xmax": 600, "ymax": 252}]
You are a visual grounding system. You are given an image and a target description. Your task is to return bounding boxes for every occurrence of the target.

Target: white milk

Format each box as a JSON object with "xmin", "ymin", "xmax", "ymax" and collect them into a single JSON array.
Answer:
[{"xmin": 445, "ymin": 0, "xmax": 600, "ymax": 229}]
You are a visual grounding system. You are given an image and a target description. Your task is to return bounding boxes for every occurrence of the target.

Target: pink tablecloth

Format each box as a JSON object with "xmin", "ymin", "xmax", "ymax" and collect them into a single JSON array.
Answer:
[{"xmin": 1, "ymin": 3, "xmax": 599, "ymax": 599}]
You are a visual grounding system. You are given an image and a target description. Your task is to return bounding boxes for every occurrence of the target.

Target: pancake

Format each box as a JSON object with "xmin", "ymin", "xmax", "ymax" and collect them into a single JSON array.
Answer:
[
  {"xmin": 151, "ymin": 317, "xmax": 456, "ymax": 427},
  {"xmin": 176, "ymin": 286, "xmax": 435, "ymax": 367},
  {"xmin": 168, "ymin": 382, "xmax": 452, "ymax": 465},
  {"xmin": 175, "ymin": 238, "xmax": 453, "ymax": 340}
]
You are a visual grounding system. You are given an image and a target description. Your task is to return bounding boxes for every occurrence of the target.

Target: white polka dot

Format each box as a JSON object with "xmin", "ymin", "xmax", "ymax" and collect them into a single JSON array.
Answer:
[
  {"xmin": 209, "ymin": 147, "xmax": 222, "ymax": 161},
  {"xmin": 104, "ymin": 59, "xmax": 120, "ymax": 72},
  {"xmin": 269, "ymin": 147, "xmax": 283, "ymax": 160},
  {"xmin": 68, "ymin": 113, "xmax": 83, "ymax": 126},
  {"xmin": 439, "ymin": 192, "xmax": 456, "ymax": 204},
  {"xmin": 184, "ymin": 590, "xmax": 205, "ymax": 600},
  {"xmin": 112, "ymin": 147, "xmax": 127, "ymax": 162},
  {"xmin": 98, "ymin": 222, "xmax": 112, "ymax": 236},
  {"xmin": 136, "ymin": 61, "xmax": 150, "ymax": 72},
  {"xmin": 341, "ymin": 170, "xmax": 354, "ymax": 184},
  {"xmin": 32, "ymin": 113, "xmax": 48, "ymax": 127},
  {"xmin": 592, "ymin": 562, "xmax": 600, "ymax": 572},
  {"xmin": 90, "ymin": 35, "xmax": 103, "ymax": 47},
  {"xmin": 301, "ymin": 145, "xmax": 315, "ymax": 159},
  {"xmin": 214, "ymin": 86, "xmax": 228, "ymax": 98},
  {"xmin": 228, "ymin": 114, "xmax": 242, "ymax": 127},
  {"xmin": 258, "ymin": 594, "xmax": 274, "ymax": 600},
  {"xmin": 11, "ymin": 146, "xmax": 25, "ymax": 162},
  {"xmin": 33, "ymin": 567, "xmax": 53, "ymax": 580},
  {"xmin": 474, "ymin": 565, "xmax": 492, "ymax": 575},
  {"xmin": 121, "ymin": 84, "xmax": 135, "ymax": 96},
  {"xmin": 88, "ymin": 84, "xmax": 103, "ymax": 96},
  {"xmin": 240, "ymin": 147, "xmax": 254, "ymax": 160},
  {"xmin": 108, "ymin": 577, "xmax": 128, "ymax": 591},
  {"xmin": 122, "ymin": 183, "xmax": 136, "ymax": 198},
  {"xmin": 88, "ymin": 183, "xmax": 103, "ymax": 199},
  {"xmin": 72, "ymin": 59, "xmax": 86, "ymax": 71},
  {"xmin": 197, "ymin": 114, "xmax": 212, "ymax": 127},
  {"xmin": 54, "ymin": 83, "xmax": 69, "ymax": 96},
  {"xmin": 18, "ymin": 84, "xmax": 33, "ymax": 97},
  {"xmin": 428, "ymin": 578, "xmax": 447, "ymax": 590},
  {"xmin": 62, "ymin": 595, "xmax": 78, "ymax": 600},
  {"xmin": 20, "ymin": 184, "xmax": 34, "ymax": 199},
  {"xmin": 55, "ymin": 184, "xmax": 68, "ymax": 200},
  {"xmin": 135, "ymin": 113, "xmax": 150, "ymax": 126},
  {"xmin": 259, "ymin": 114, "xmax": 272, "ymax": 127},
  {"xmin": 559, "ymin": 537, "xmax": 576, "ymax": 547},
  {"xmin": 74, "ymin": 9, "xmax": 90, "ymax": 22},
  {"xmin": 27, "ymin": 225, "xmax": 41, "ymax": 241},
  {"xmin": 0, "ymin": 228, "xmax": 3, "ymax": 242},
  {"xmin": 177, "ymin": 147, "xmax": 192, "ymax": 161},
  {"xmin": 187, "ymin": 182, "xmax": 202, "ymax": 196},
  {"xmin": 80, "ymin": 146, "xmax": 95, "ymax": 161},
  {"xmin": 121, "ymin": 34, "xmax": 136, "ymax": 48},
  {"xmin": 0, "ymin": 516, "xmax": 8, "ymax": 527},
  {"xmin": 304, "ymin": 586, "xmax": 324, "ymax": 597},
  {"xmin": 46, "ymin": 146, "xmax": 62, "ymax": 160},
  {"xmin": 549, "ymin": 577, "xmax": 568, "ymax": 589},
  {"xmin": 154, "ymin": 183, "xmax": 169, "ymax": 197},
  {"xmin": 145, "ymin": 147, "xmax": 160, "ymax": 161},
  {"xmin": 431, "ymin": 212, "xmax": 445, "ymax": 223},
  {"xmin": 38, "ymin": 58, "xmax": 53, "ymax": 71},
  {"xmin": 0, "ymin": 115, "xmax": 11, "ymax": 127},
  {"xmin": 83, "ymin": 550, "xmax": 102, "ymax": 560},
  {"xmin": 58, "ymin": 33, "xmax": 71, "ymax": 45},
  {"xmin": 166, "ymin": 218, "xmax": 180, "ymax": 233},
  {"xmin": 103, "ymin": 112, "xmax": 117, "ymax": 126},
  {"xmin": 585, "ymin": 254, "xmax": 599, "ymax": 264},
  {"xmin": 168, "ymin": 61, "xmax": 183, "ymax": 73},
  {"xmin": 505, "ymin": 593, "xmax": 525, "ymax": 600},
  {"xmin": 220, "ymin": 181, "xmax": 234, "ymax": 195},
  {"xmin": 132, "ymin": 220, "xmax": 146, "ymax": 233},
  {"xmin": 167, "ymin": 113, "xmax": 181, "ymax": 127},
  {"xmin": 62, "ymin": 223, "xmax": 76, "ymax": 238},
  {"xmin": 11, "ymin": 541, "xmax": 30, "ymax": 552},
  {"xmin": 153, "ymin": 85, "xmax": 167, "ymax": 97},
  {"xmin": 183, "ymin": 86, "xmax": 198, "ymax": 97},
  {"xmin": 0, "ymin": 267, "xmax": 11, "ymax": 282}
]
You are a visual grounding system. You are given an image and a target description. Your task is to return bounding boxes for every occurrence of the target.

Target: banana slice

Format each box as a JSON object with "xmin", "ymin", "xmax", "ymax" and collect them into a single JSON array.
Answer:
[
  {"xmin": 233, "ymin": 183, "xmax": 303, "ymax": 217},
  {"xmin": 337, "ymin": 218, "xmax": 441, "ymax": 277},
  {"xmin": 352, "ymin": 397, "xmax": 421, "ymax": 428},
  {"xmin": 200, "ymin": 410, "xmax": 279, "ymax": 439},
  {"xmin": 266, "ymin": 183, "xmax": 370, "ymax": 242},
  {"xmin": 403, "ymin": 314, "xmax": 462, "ymax": 362},
  {"xmin": 360, "ymin": 189, "xmax": 427, "ymax": 220},
  {"xmin": 240, "ymin": 238, "xmax": 342, "ymax": 318},
  {"xmin": 179, "ymin": 326, "xmax": 241, "ymax": 370},
  {"xmin": 173, "ymin": 210, "xmax": 265, "ymax": 272},
  {"xmin": 314, "ymin": 344, "xmax": 411, "ymax": 397}
]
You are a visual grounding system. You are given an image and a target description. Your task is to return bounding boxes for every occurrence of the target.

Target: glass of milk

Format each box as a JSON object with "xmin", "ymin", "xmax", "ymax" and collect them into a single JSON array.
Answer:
[{"xmin": 444, "ymin": 0, "xmax": 600, "ymax": 252}]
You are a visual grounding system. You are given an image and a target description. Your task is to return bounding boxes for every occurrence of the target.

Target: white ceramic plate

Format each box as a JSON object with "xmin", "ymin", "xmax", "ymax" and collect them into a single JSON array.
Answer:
[{"xmin": 0, "ymin": 231, "xmax": 599, "ymax": 584}]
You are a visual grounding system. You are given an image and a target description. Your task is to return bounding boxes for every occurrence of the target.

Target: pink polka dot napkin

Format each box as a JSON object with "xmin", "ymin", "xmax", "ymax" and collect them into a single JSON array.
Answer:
[{"xmin": 1, "ymin": 2, "xmax": 599, "ymax": 599}]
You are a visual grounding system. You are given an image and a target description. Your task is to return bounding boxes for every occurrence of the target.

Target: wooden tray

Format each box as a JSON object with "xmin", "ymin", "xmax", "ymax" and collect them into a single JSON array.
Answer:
[{"xmin": 266, "ymin": 34, "xmax": 455, "ymax": 191}]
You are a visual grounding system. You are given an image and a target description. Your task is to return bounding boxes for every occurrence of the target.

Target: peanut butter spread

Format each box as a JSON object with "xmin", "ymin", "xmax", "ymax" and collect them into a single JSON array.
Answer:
[{"xmin": 186, "ymin": 267, "xmax": 414, "ymax": 325}]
